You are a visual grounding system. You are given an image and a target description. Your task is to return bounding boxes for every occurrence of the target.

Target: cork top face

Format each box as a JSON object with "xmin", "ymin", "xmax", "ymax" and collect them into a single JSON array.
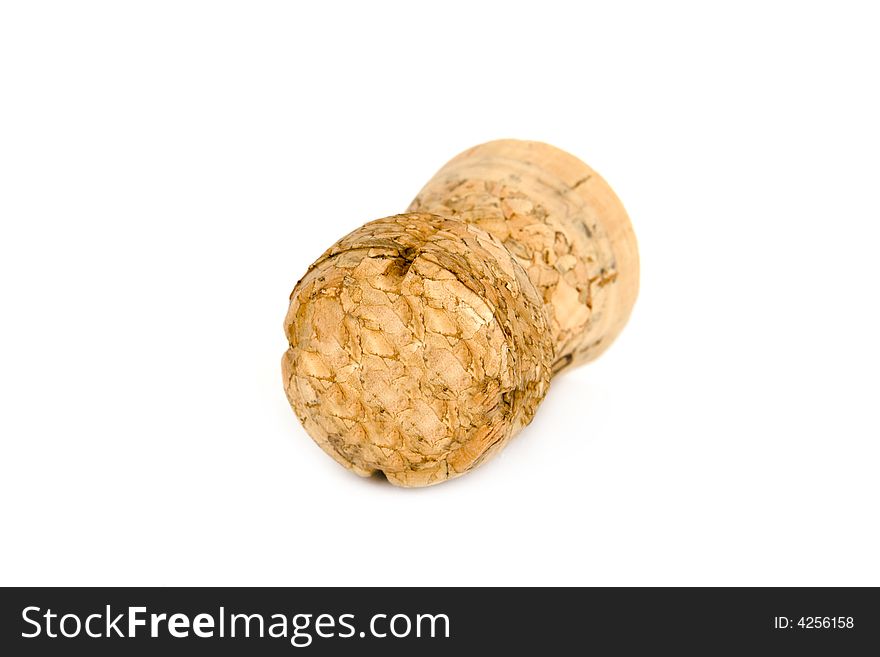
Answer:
[{"xmin": 283, "ymin": 214, "xmax": 553, "ymax": 487}]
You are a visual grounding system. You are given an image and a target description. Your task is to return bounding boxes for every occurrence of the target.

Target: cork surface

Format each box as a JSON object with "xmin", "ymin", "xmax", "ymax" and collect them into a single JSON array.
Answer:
[
  {"xmin": 410, "ymin": 140, "xmax": 639, "ymax": 370},
  {"xmin": 283, "ymin": 140, "xmax": 638, "ymax": 486},
  {"xmin": 283, "ymin": 213, "xmax": 553, "ymax": 487}
]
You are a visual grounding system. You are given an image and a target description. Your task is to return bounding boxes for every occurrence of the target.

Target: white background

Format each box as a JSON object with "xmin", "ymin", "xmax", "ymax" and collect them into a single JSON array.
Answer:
[{"xmin": 2, "ymin": 1, "xmax": 878, "ymax": 586}]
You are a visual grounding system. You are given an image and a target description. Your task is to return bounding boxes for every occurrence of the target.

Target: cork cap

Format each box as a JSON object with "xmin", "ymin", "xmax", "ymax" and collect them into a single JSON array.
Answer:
[{"xmin": 283, "ymin": 213, "xmax": 553, "ymax": 487}]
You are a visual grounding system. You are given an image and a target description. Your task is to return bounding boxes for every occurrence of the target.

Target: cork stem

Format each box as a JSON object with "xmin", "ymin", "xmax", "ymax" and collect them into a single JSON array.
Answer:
[{"xmin": 409, "ymin": 139, "xmax": 639, "ymax": 372}]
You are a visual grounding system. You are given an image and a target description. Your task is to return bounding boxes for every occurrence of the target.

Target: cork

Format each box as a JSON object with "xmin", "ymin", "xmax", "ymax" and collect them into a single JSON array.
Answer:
[{"xmin": 283, "ymin": 140, "xmax": 639, "ymax": 486}]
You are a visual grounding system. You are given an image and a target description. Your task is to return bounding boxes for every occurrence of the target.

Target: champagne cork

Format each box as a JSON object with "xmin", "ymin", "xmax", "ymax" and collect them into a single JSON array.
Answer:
[{"xmin": 283, "ymin": 140, "xmax": 639, "ymax": 486}]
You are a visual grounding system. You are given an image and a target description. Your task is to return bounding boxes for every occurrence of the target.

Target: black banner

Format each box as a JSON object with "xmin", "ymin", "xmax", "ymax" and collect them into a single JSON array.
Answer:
[{"xmin": 1, "ymin": 587, "xmax": 877, "ymax": 654}]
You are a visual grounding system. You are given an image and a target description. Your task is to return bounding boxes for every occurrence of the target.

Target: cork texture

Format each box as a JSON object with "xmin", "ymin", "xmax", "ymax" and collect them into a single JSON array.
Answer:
[
  {"xmin": 410, "ymin": 140, "xmax": 639, "ymax": 370},
  {"xmin": 283, "ymin": 213, "xmax": 553, "ymax": 487},
  {"xmin": 283, "ymin": 140, "xmax": 639, "ymax": 486}
]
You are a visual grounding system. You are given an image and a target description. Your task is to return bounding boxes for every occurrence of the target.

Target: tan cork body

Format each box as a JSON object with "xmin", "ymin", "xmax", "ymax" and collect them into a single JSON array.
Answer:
[{"xmin": 283, "ymin": 140, "xmax": 639, "ymax": 486}]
